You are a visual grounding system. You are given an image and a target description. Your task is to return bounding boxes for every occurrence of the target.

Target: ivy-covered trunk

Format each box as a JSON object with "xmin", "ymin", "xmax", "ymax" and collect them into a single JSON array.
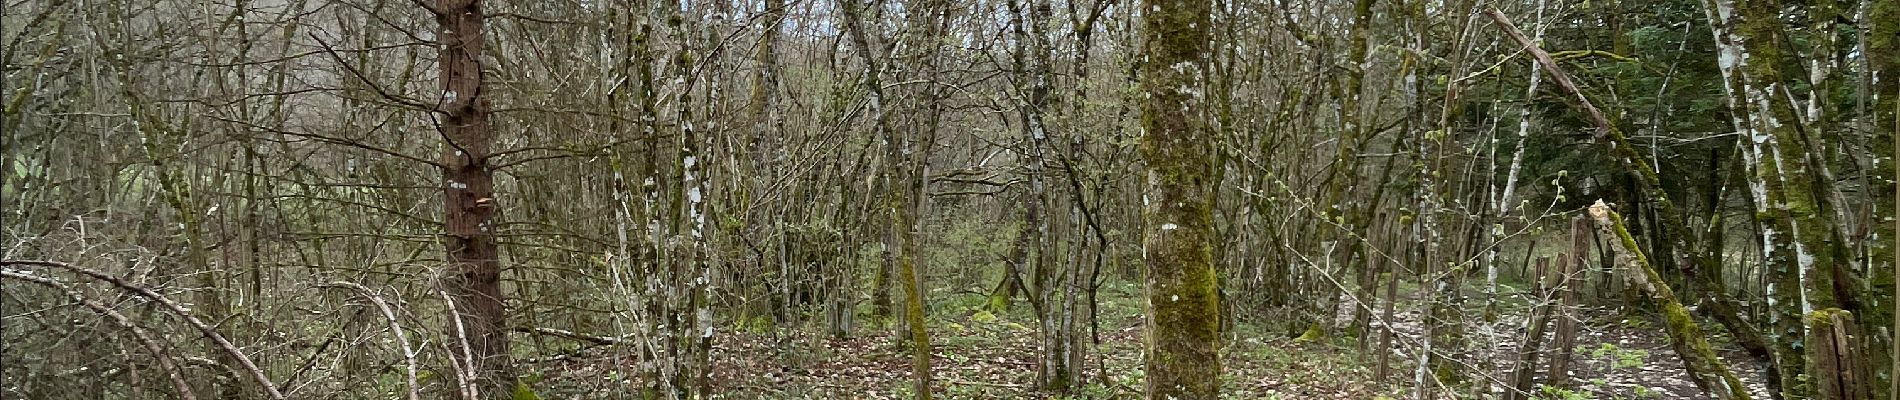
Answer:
[{"xmin": 1138, "ymin": 0, "xmax": 1220, "ymax": 396}]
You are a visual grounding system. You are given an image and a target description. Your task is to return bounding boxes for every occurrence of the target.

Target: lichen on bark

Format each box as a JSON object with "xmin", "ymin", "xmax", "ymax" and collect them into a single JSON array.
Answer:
[{"xmin": 1137, "ymin": 0, "xmax": 1221, "ymax": 396}]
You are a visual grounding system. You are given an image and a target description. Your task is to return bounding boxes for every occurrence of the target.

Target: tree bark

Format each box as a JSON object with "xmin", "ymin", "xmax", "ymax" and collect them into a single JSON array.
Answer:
[
  {"xmin": 1138, "ymin": 0, "xmax": 1221, "ymax": 396},
  {"xmin": 1860, "ymin": 1, "xmax": 1900, "ymax": 397},
  {"xmin": 433, "ymin": 0, "xmax": 513, "ymax": 396}
]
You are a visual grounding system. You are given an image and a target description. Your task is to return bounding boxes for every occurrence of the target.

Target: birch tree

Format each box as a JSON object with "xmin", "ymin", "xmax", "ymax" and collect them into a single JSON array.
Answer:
[{"xmin": 1700, "ymin": 1, "xmax": 1864, "ymax": 397}]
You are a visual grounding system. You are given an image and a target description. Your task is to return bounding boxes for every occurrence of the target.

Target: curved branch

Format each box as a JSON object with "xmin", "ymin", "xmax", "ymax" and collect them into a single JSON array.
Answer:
[
  {"xmin": 0, "ymin": 260, "xmax": 285, "ymax": 400},
  {"xmin": 317, "ymin": 282, "xmax": 422, "ymax": 400},
  {"xmin": 1, "ymin": 269, "xmax": 199, "ymax": 400}
]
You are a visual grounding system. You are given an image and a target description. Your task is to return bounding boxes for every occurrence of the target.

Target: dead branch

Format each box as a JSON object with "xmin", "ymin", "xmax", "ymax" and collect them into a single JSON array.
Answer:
[
  {"xmin": 437, "ymin": 286, "xmax": 480, "ymax": 400},
  {"xmin": 318, "ymin": 281, "xmax": 422, "ymax": 400},
  {"xmin": 0, "ymin": 259, "xmax": 284, "ymax": 400},
  {"xmin": 1481, "ymin": 6, "xmax": 1617, "ymax": 140},
  {"xmin": 511, "ymin": 326, "xmax": 627, "ymax": 346},
  {"xmin": 1, "ymin": 269, "xmax": 199, "ymax": 400}
]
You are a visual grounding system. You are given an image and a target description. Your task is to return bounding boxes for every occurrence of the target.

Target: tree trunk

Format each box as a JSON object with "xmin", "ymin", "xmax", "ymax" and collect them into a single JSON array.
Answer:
[
  {"xmin": 433, "ymin": 0, "xmax": 512, "ymax": 396},
  {"xmin": 1589, "ymin": 201, "xmax": 1754, "ymax": 400},
  {"xmin": 1138, "ymin": 0, "xmax": 1220, "ymax": 396},
  {"xmin": 1699, "ymin": 1, "xmax": 1861, "ymax": 397},
  {"xmin": 1859, "ymin": 1, "xmax": 1900, "ymax": 397},
  {"xmin": 1804, "ymin": 309, "xmax": 1871, "ymax": 400}
]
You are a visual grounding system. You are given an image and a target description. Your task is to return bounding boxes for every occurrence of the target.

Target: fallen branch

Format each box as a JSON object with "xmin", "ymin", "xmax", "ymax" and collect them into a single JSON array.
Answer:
[
  {"xmin": 512, "ymin": 326, "xmax": 628, "ymax": 346},
  {"xmin": 945, "ymin": 379, "xmax": 1026, "ymax": 389},
  {"xmin": 1481, "ymin": 6, "xmax": 1614, "ymax": 139}
]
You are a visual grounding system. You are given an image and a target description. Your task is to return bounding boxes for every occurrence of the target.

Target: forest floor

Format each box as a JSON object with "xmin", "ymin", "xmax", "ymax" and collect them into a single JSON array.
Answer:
[{"xmin": 526, "ymin": 281, "xmax": 1774, "ymax": 399}]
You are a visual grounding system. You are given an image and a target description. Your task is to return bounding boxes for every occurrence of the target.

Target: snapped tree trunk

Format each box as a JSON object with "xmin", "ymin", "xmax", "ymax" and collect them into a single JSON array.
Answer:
[
  {"xmin": 1804, "ymin": 309, "xmax": 1871, "ymax": 400},
  {"xmin": 1485, "ymin": 4, "xmax": 1776, "ymax": 363},
  {"xmin": 1588, "ymin": 200, "xmax": 1753, "ymax": 400}
]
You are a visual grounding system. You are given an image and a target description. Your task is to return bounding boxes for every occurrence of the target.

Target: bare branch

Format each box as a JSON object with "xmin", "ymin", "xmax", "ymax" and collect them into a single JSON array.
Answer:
[
  {"xmin": 317, "ymin": 282, "xmax": 422, "ymax": 400},
  {"xmin": 1, "ymin": 269, "xmax": 200, "ymax": 400},
  {"xmin": 0, "ymin": 260, "xmax": 284, "ymax": 400}
]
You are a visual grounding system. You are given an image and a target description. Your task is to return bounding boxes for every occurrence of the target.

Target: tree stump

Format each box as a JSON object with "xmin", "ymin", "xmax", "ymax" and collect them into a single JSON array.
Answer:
[{"xmin": 1805, "ymin": 308, "xmax": 1869, "ymax": 400}]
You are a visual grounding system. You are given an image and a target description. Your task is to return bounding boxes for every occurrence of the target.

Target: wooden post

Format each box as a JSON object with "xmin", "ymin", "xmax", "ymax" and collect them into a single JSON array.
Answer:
[
  {"xmin": 1546, "ymin": 216, "xmax": 1589, "ymax": 391},
  {"xmin": 1546, "ymin": 247, "xmax": 1582, "ymax": 390}
]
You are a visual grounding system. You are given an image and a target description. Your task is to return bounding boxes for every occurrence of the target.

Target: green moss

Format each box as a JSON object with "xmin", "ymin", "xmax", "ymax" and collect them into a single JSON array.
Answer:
[
  {"xmin": 1804, "ymin": 308, "xmax": 1852, "ymax": 327},
  {"xmin": 1293, "ymin": 323, "xmax": 1324, "ymax": 343},
  {"xmin": 512, "ymin": 380, "xmax": 542, "ymax": 400}
]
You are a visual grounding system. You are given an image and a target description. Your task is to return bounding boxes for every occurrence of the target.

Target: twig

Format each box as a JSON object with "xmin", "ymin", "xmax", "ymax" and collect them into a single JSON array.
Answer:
[
  {"xmin": 945, "ymin": 379, "xmax": 1026, "ymax": 389},
  {"xmin": 512, "ymin": 326, "xmax": 627, "ymax": 346},
  {"xmin": 438, "ymin": 286, "xmax": 481, "ymax": 400}
]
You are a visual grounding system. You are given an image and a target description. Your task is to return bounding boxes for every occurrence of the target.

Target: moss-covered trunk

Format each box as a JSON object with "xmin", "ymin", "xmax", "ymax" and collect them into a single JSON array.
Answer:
[
  {"xmin": 1859, "ymin": 0, "xmax": 1899, "ymax": 396},
  {"xmin": 1700, "ymin": 1, "xmax": 1862, "ymax": 397},
  {"xmin": 1137, "ymin": 0, "xmax": 1220, "ymax": 395},
  {"xmin": 1589, "ymin": 201, "xmax": 1754, "ymax": 400}
]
